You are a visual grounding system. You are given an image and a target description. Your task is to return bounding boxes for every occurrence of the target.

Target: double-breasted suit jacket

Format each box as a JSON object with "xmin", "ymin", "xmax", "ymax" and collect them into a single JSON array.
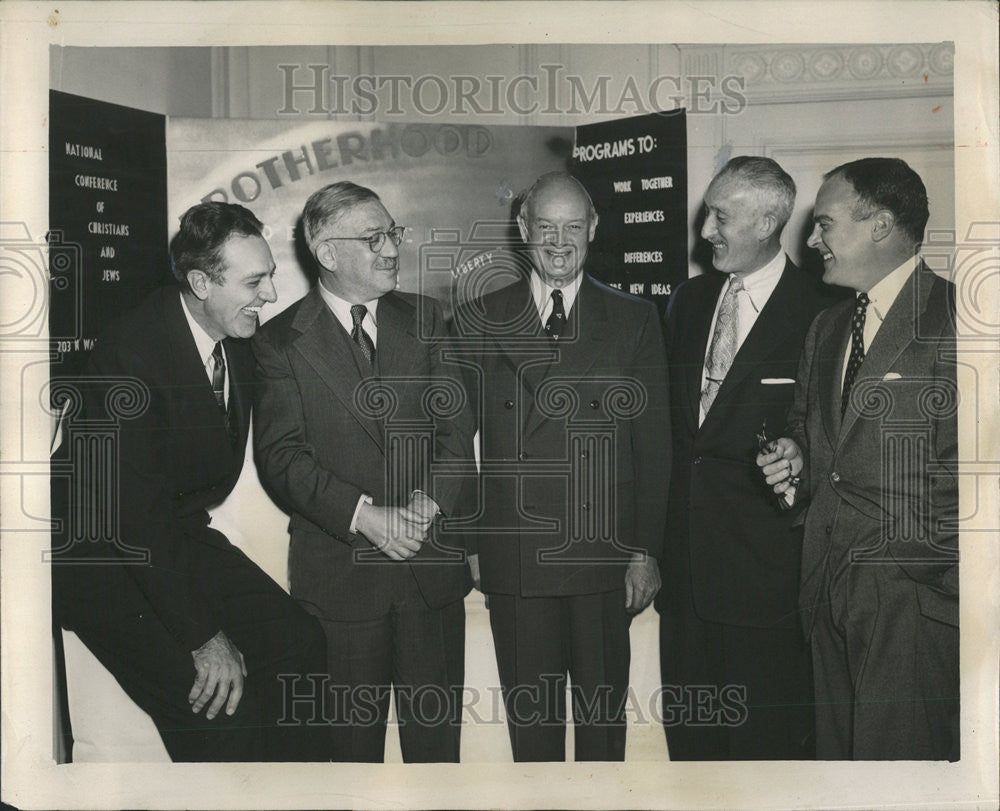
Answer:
[
  {"xmin": 454, "ymin": 273, "xmax": 671, "ymax": 596},
  {"xmin": 252, "ymin": 287, "xmax": 473, "ymax": 622}
]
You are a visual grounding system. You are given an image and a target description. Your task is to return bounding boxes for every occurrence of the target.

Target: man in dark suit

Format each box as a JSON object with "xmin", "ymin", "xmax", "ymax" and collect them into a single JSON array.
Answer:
[
  {"xmin": 658, "ymin": 157, "xmax": 825, "ymax": 760},
  {"xmin": 759, "ymin": 158, "xmax": 958, "ymax": 760},
  {"xmin": 252, "ymin": 181, "xmax": 473, "ymax": 762},
  {"xmin": 52, "ymin": 202, "xmax": 330, "ymax": 762},
  {"xmin": 453, "ymin": 171, "xmax": 670, "ymax": 762}
]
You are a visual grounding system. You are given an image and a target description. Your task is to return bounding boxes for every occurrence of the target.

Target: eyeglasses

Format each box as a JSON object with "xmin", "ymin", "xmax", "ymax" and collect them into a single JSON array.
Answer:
[{"xmin": 322, "ymin": 226, "xmax": 405, "ymax": 254}]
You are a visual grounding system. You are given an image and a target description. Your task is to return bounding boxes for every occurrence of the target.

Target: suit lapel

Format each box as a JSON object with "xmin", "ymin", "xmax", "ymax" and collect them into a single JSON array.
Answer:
[
  {"xmin": 838, "ymin": 265, "xmax": 924, "ymax": 441},
  {"xmin": 373, "ymin": 292, "xmax": 414, "ymax": 380},
  {"xmin": 817, "ymin": 300, "xmax": 851, "ymax": 444},
  {"xmin": 291, "ymin": 287, "xmax": 385, "ymax": 453},
  {"xmin": 702, "ymin": 262, "xmax": 806, "ymax": 427},
  {"xmin": 522, "ymin": 275, "xmax": 612, "ymax": 441},
  {"xmin": 681, "ymin": 273, "xmax": 726, "ymax": 435}
]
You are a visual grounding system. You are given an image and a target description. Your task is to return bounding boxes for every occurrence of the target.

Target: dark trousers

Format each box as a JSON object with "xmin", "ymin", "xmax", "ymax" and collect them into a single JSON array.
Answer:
[
  {"xmin": 659, "ymin": 585, "xmax": 814, "ymax": 761},
  {"xmin": 64, "ymin": 545, "xmax": 330, "ymax": 762},
  {"xmin": 488, "ymin": 590, "xmax": 630, "ymax": 762},
  {"xmin": 811, "ymin": 563, "xmax": 959, "ymax": 760},
  {"xmin": 315, "ymin": 570, "xmax": 465, "ymax": 763}
]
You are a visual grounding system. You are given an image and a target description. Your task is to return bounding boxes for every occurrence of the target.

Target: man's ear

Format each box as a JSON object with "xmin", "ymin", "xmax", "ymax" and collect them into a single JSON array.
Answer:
[
  {"xmin": 516, "ymin": 213, "xmax": 530, "ymax": 244},
  {"xmin": 758, "ymin": 212, "xmax": 778, "ymax": 241},
  {"xmin": 186, "ymin": 269, "xmax": 211, "ymax": 301},
  {"xmin": 587, "ymin": 213, "xmax": 599, "ymax": 242},
  {"xmin": 315, "ymin": 240, "xmax": 337, "ymax": 272},
  {"xmin": 871, "ymin": 209, "xmax": 895, "ymax": 243}
]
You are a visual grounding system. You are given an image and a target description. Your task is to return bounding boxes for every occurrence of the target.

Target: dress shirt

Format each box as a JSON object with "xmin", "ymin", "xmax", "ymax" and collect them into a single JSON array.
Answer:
[
  {"xmin": 180, "ymin": 290, "xmax": 229, "ymax": 406},
  {"xmin": 699, "ymin": 249, "xmax": 786, "ymax": 426},
  {"xmin": 840, "ymin": 256, "xmax": 917, "ymax": 390},
  {"xmin": 529, "ymin": 270, "xmax": 584, "ymax": 324},
  {"xmin": 318, "ymin": 278, "xmax": 380, "ymax": 347}
]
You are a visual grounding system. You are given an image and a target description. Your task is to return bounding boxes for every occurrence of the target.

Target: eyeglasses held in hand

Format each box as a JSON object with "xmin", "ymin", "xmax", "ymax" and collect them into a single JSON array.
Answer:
[{"xmin": 323, "ymin": 226, "xmax": 406, "ymax": 253}]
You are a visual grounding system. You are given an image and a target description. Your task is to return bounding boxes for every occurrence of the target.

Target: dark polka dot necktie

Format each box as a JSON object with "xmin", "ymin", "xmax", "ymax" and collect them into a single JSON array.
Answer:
[
  {"xmin": 545, "ymin": 289, "xmax": 566, "ymax": 339},
  {"xmin": 350, "ymin": 304, "xmax": 376, "ymax": 367},
  {"xmin": 841, "ymin": 292, "xmax": 870, "ymax": 416}
]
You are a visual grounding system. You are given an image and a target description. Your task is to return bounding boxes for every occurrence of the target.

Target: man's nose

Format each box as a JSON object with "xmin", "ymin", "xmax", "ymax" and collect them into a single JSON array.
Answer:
[
  {"xmin": 260, "ymin": 275, "xmax": 278, "ymax": 303},
  {"xmin": 700, "ymin": 213, "xmax": 716, "ymax": 241},
  {"xmin": 380, "ymin": 233, "xmax": 400, "ymax": 258},
  {"xmin": 806, "ymin": 225, "xmax": 822, "ymax": 250}
]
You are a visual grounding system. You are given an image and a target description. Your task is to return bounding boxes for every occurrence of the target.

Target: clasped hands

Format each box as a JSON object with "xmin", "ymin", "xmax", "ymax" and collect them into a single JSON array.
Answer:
[{"xmin": 356, "ymin": 490, "xmax": 440, "ymax": 560}]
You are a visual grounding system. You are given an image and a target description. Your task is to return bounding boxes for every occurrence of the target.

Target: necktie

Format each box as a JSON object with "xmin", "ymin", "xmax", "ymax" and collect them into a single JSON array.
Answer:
[
  {"xmin": 351, "ymin": 304, "xmax": 376, "ymax": 367},
  {"xmin": 701, "ymin": 274, "xmax": 744, "ymax": 415},
  {"xmin": 211, "ymin": 342, "xmax": 238, "ymax": 445},
  {"xmin": 544, "ymin": 289, "xmax": 567, "ymax": 339},
  {"xmin": 211, "ymin": 342, "xmax": 226, "ymax": 411},
  {"xmin": 841, "ymin": 292, "xmax": 870, "ymax": 416}
]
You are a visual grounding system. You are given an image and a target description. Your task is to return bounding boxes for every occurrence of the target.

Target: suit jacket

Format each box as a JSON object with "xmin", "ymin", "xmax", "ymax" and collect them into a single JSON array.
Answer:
[
  {"xmin": 252, "ymin": 288, "xmax": 473, "ymax": 622},
  {"xmin": 53, "ymin": 284, "xmax": 253, "ymax": 652},
  {"xmin": 659, "ymin": 258, "xmax": 827, "ymax": 628},
  {"xmin": 788, "ymin": 263, "xmax": 959, "ymax": 637},
  {"xmin": 453, "ymin": 274, "xmax": 671, "ymax": 597}
]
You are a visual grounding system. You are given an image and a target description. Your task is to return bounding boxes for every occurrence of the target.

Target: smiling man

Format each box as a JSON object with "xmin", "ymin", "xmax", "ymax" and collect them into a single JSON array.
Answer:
[
  {"xmin": 758, "ymin": 158, "xmax": 959, "ymax": 760},
  {"xmin": 252, "ymin": 181, "xmax": 473, "ymax": 762},
  {"xmin": 657, "ymin": 157, "xmax": 826, "ymax": 760},
  {"xmin": 53, "ymin": 202, "xmax": 330, "ymax": 762},
  {"xmin": 453, "ymin": 171, "xmax": 670, "ymax": 761}
]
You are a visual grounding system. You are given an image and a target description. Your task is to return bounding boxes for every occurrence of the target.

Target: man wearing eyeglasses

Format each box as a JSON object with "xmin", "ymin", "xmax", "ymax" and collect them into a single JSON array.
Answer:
[{"xmin": 252, "ymin": 181, "xmax": 474, "ymax": 762}]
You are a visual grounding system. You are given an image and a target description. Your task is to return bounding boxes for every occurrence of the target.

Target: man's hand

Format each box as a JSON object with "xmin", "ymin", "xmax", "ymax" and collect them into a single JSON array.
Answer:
[
  {"xmin": 189, "ymin": 630, "xmax": 246, "ymax": 720},
  {"xmin": 356, "ymin": 503, "xmax": 427, "ymax": 561},
  {"xmin": 625, "ymin": 555, "xmax": 661, "ymax": 614},
  {"xmin": 398, "ymin": 490, "xmax": 439, "ymax": 536},
  {"xmin": 756, "ymin": 437, "xmax": 804, "ymax": 495}
]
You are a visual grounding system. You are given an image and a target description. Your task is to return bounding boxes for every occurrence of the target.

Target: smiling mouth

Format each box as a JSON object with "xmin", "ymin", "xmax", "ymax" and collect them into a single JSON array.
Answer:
[
  {"xmin": 545, "ymin": 249, "xmax": 573, "ymax": 269},
  {"xmin": 242, "ymin": 305, "xmax": 262, "ymax": 315},
  {"xmin": 821, "ymin": 252, "xmax": 833, "ymax": 261}
]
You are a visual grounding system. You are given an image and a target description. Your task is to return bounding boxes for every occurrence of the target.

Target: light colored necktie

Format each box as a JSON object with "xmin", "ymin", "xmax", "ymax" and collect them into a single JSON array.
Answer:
[{"xmin": 701, "ymin": 274, "xmax": 744, "ymax": 415}]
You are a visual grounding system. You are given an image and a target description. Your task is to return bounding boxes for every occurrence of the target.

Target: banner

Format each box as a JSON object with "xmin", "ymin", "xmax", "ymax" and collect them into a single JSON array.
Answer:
[
  {"xmin": 573, "ymin": 110, "xmax": 687, "ymax": 319},
  {"xmin": 167, "ymin": 119, "xmax": 573, "ymax": 317},
  {"xmin": 49, "ymin": 91, "xmax": 169, "ymax": 377}
]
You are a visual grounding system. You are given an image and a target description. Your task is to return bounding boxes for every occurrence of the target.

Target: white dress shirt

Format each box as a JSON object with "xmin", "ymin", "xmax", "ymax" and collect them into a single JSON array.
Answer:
[
  {"xmin": 699, "ymin": 249, "xmax": 786, "ymax": 426},
  {"xmin": 840, "ymin": 256, "xmax": 917, "ymax": 390},
  {"xmin": 317, "ymin": 278, "xmax": 380, "ymax": 347},
  {"xmin": 529, "ymin": 270, "xmax": 584, "ymax": 324},
  {"xmin": 179, "ymin": 290, "xmax": 229, "ymax": 406}
]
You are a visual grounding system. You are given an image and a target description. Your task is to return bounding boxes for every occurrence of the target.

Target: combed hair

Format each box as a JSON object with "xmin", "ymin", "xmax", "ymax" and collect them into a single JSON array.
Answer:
[
  {"xmin": 824, "ymin": 157, "xmax": 929, "ymax": 247},
  {"xmin": 302, "ymin": 181, "xmax": 381, "ymax": 255},
  {"xmin": 715, "ymin": 156, "xmax": 796, "ymax": 229},
  {"xmin": 169, "ymin": 202, "xmax": 263, "ymax": 287},
  {"xmin": 519, "ymin": 171, "xmax": 597, "ymax": 222}
]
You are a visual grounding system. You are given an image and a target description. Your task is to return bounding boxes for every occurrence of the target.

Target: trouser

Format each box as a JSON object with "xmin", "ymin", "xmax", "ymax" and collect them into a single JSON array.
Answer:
[{"xmin": 488, "ymin": 589, "xmax": 630, "ymax": 762}]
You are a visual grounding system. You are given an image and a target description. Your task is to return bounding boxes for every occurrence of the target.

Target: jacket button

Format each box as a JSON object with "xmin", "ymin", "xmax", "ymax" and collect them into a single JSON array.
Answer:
[
  {"xmin": 825, "ymin": 525, "xmax": 833, "ymax": 534},
  {"xmin": 518, "ymin": 451, "xmax": 529, "ymax": 460},
  {"xmin": 693, "ymin": 456, "xmax": 702, "ymax": 465},
  {"xmin": 831, "ymin": 472, "xmax": 840, "ymax": 483},
  {"xmin": 504, "ymin": 399, "xmax": 514, "ymax": 409},
  {"xmin": 590, "ymin": 399, "xmax": 599, "ymax": 409},
  {"xmin": 582, "ymin": 502, "xmax": 591, "ymax": 511},
  {"xmin": 581, "ymin": 450, "xmax": 589, "ymax": 459}
]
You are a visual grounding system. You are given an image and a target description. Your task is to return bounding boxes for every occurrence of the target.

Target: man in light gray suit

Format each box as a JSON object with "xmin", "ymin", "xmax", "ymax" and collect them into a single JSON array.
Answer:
[{"xmin": 758, "ymin": 158, "xmax": 958, "ymax": 760}]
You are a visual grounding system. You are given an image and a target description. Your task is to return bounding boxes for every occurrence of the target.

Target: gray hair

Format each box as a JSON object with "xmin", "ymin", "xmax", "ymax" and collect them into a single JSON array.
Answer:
[
  {"xmin": 713, "ymin": 156, "xmax": 796, "ymax": 230},
  {"xmin": 302, "ymin": 181, "xmax": 381, "ymax": 255}
]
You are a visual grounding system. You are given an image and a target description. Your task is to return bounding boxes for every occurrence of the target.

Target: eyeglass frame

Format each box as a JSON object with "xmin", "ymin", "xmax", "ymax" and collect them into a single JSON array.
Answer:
[{"xmin": 321, "ymin": 225, "xmax": 406, "ymax": 254}]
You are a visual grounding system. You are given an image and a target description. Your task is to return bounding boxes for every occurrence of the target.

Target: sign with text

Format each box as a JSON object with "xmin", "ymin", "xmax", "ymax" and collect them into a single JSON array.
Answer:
[
  {"xmin": 49, "ymin": 91, "xmax": 170, "ymax": 377},
  {"xmin": 572, "ymin": 110, "xmax": 687, "ymax": 319}
]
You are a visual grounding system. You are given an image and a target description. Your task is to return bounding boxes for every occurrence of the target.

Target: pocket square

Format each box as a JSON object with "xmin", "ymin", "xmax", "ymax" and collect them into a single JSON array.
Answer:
[
  {"xmin": 881, "ymin": 372, "xmax": 902, "ymax": 381},
  {"xmin": 760, "ymin": 378, "xmax": 795, "ymax": 385}
]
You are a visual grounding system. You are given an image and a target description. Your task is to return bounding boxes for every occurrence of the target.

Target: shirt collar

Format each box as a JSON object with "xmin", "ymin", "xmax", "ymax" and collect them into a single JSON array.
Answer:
[
  {"xmin": 179, "ymin": 289, "xmax": 220, "ymax": 366},
  {"xmin": 730, "ymin": 249, "xmax": 785, "ymax": 313},
  {"xmin": 317, "ymin": 278, "xmax": 380, "ymax": 332},
  {"xmin": 530, "ymin": 270, "xmax": 584, "ymax": 315},
  {"xmin": 863, "ymin": 256, "xmax": 916, "ymax": 323}
]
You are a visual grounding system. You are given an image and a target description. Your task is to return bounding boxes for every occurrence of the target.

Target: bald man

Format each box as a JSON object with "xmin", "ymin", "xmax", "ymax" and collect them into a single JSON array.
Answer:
[{"xmin": 453, "ymin": 172, "xmax": 670, "ymax": 761}]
